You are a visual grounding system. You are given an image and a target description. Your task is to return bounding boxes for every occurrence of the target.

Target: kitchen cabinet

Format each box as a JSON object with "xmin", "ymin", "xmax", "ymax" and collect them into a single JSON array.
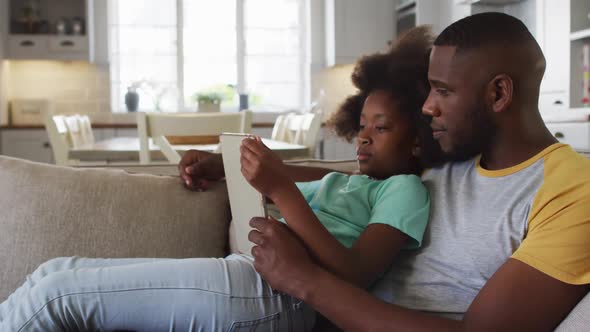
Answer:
[
  {"xmin": 569, "ymin": 0, "xmax": 590, "ymax": 108},
  {"xmin": 412, "ymin": 0, "xmax": 456, "ymax": 35},
  {"xmin": 0, "ymin": 129, "xmax": 54, "ymax": 164},
  {"xmin": 538, "ymin": 0, "xmax": 590, "ymax": 110},
  {"xmin": 455, "ymin": 0, "xmax": 523, "ymax": 4},
  {"xmin": 536, "ymin": 0, "xmax": 570, "ymax": 111},
  {"xmin": 0, "ymin": 127, "xmax": 138, "ymax": 165},
  {"xmin": 325, "ymin": 0, "xmax": 396, "ymax": 66},
  {"xmin": 0, "ymin": 0, "xmax": 8, "ymax": 127},
  {"xmin": 4, "ymin": 0, "xmax": 107, "ymax": 63},
  {"xmin": 395, "ymin": 0, "xmax": 529, "ymax": 37},
  {"xmin": 0, "ymin": 0, "xmax": 6, "ymax": 59},
  {"xmin": 546, "ymin": 122, "xmax": 590, "ymax": 152}
]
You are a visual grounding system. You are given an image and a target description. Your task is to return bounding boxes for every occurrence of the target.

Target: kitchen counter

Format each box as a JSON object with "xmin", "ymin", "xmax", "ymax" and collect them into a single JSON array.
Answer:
[
  {"xmin": 0, "ymin": 124, "xmax": 137, "ymax": 130},
  {"xmin": 0, "ymin": 111, "xmax": 277, "ymax": 129},
  {"xmin": 0, "ymin": 123, "xmax": 275, "ymax": 130}
]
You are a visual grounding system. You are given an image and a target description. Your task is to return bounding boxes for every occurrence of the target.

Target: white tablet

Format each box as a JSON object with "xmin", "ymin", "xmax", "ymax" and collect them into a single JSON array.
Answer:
[{"xmin": 220, "ymin": 133, "xmax": 267, "ymax": 254}]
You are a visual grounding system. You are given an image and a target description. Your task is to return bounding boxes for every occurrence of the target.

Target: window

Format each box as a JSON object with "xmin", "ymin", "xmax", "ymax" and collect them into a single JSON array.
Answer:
[{"xmin": 108, "ymin": 0, "xmax": 309, "ymax": 113}]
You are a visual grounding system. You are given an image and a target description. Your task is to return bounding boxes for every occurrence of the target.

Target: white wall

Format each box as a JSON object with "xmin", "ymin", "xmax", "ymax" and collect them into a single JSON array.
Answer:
[
  {"xmin": 311, "ymin": 64, "xmax": 356, "ymax": 122},
  {"xmin": 418, "ymin": 0, "xmax": 536, "ymax": 37},
  {"xmin": 470, "ymin": 0, "xmax": 537, "ymax": 34},
  {"xmin": 0, "ymin": 0, "xmax": 7, "ymax": 125},
  {"xmin": 7, "ymin": 61, "xmax": 111, "ymax": 115},
  {"xmin": 436, "ymin": 0, "xmax": 472, "ymax": 34},
  {"xmin": 309, "ymin": 0, "xmax": 326, "ymax": 73}
]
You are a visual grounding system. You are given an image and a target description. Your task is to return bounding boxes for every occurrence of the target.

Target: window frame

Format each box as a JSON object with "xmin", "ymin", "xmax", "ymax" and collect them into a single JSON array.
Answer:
[{"xmin": 109, "ymin": 0, "xmax": 310, "ymax": 113}]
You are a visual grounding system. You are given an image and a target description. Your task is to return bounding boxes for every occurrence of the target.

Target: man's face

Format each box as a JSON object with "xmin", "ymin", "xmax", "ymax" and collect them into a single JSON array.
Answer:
[{"xmin": 422, "ymin": 46, "xmax": 496, "ymax": 161}]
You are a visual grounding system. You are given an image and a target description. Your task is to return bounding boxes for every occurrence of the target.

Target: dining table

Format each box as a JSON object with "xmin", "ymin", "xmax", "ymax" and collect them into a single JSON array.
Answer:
[{"xmin": 68, "ymin": 137, "xmax": 310, "ymax": 163}]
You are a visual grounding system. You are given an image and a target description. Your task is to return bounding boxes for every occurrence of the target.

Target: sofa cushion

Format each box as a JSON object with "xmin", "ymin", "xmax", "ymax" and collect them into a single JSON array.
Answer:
[
  {"xmin": 0, "ymin": 156, "xmax": 230, "ymax": 300},
  {"xmin": 556, "ymin": 292, "xmax": 590, "ymax": 331}
]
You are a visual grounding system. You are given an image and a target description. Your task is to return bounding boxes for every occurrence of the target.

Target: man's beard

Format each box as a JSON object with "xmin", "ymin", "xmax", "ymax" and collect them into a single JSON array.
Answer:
[{"xmin": 445, "ymin": 104, "xmax": 496, "ymax": 162}]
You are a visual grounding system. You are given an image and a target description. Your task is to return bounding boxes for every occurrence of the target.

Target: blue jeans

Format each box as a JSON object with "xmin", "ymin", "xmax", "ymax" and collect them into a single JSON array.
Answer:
[{"xmin": 0, "ymin": 254, "xmax": 316, "ymax": 331}]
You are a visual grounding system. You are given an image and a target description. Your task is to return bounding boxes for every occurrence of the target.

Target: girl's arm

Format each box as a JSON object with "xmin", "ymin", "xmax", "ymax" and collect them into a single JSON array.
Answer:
[
  {"xmin": 179, "ymin": 149, "xmax": 335, "ymax": 191},
  {"xmin": 272, "ymin": 182, "xmax": 410, "ymax": 288},
  {"xmin": 241, "ymin": 138, "xmax": 410, "ymax": 288}
]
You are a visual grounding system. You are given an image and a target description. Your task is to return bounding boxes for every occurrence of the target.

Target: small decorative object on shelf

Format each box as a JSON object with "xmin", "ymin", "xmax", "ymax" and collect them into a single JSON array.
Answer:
[
  {"xmin": 71, "ymin": 17, "xmax": 84, "ymax": 35},
  {"xmin": 582, "ymin": 43, "xmax": 590, "ymax": 107},
  {"xmin": 239, "ymin": 93, "xmax": 249, "ymax": 111},
  {"xmin": 125, "ymin": 83, "xmax": 141, "ymax": 112},
  {"xmin": 55, "ymin": 17, "xmax": 68, "ymax": 34},
  {"xmin": 19, "ymin": 0, "xmax": 41, "ymax": 33}
]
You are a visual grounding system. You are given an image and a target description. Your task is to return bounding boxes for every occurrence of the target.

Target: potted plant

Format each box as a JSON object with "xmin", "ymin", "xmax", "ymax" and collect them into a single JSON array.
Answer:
[{"xmin": 192, "ymin": 92, "xmax": 224, "ymax": 112}]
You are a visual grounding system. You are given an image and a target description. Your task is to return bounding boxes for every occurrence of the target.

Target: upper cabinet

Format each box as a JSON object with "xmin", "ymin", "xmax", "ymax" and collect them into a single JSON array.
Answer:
[
  {"xmin": 324, "ymin": 0, "xmax": 396, "ymax": 66},
  {"xmin": 536, "ymin": 0, "xmax": 570, "ymax": 110},
  {"xmin": 569, "ymin": 0, "xmax": 590, "ymax": 108},
  {"xmin": 455, "ymin": 0, "xmax": 523, "ymax": 4},
  {"xmin": 0, "ymin": 0, "xmax": 6, "ymax": 59},
  {"xmin": 4, "ymin": 0, "xmax": 107, "ymax": 63}
]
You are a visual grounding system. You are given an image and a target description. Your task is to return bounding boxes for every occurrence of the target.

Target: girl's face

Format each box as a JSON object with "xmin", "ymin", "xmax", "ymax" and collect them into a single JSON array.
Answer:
[{"xmin": 357, "ymin": 90, "xmax": 419, "ymax": 179}]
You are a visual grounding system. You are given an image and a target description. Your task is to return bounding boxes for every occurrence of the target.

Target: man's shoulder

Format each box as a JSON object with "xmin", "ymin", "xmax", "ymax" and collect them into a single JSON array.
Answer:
[
  {"xmin": 542, "ymin": 145, "xmax": 590, "ymax": 186},
  {"xmin": 548, "ymin": 144, "xmax": 590, "ymax": 168}
]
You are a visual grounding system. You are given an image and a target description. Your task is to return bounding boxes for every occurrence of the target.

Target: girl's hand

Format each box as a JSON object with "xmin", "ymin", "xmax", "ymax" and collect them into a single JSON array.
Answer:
[{"xmin": 240, "ymin": 136, "xmax": 291, "ymax": 200}]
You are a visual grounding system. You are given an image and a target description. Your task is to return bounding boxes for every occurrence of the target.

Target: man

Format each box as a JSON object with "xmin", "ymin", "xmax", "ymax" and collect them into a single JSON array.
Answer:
[
  {"xmin": 244, "ymin": 13, "xmax": 590, "ymax": 330},
  {"xmin": 180, "ymin": 13, "xmax": 590, "ymax": 330}
]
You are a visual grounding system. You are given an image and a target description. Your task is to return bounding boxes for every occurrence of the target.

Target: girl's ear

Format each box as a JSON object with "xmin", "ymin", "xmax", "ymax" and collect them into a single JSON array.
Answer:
[{"xmin": 412, "ymin": 137, "xmax": 421, "ymax": 157}]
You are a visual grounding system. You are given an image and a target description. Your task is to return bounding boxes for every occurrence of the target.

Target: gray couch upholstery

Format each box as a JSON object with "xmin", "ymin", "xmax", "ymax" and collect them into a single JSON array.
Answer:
[
  {"xmin": 0, "ymin": 156, "xmax": 231, "ymax": 300},
  {"xmin": 0, "ymin": 155, "xmax": 587, "ymax": 330}
]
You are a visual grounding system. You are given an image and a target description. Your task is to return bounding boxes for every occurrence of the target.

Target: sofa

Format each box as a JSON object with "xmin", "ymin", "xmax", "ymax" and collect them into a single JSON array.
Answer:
[{"xmin": 0, "ymin": 155, "xmax": 588, "ymax": 330}]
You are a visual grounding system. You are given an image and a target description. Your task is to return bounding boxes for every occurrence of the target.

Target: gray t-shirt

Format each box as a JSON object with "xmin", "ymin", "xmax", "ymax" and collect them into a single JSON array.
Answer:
[{"xmin": 370, "ymin": 144, "xmax": 590, "ymax": 318}]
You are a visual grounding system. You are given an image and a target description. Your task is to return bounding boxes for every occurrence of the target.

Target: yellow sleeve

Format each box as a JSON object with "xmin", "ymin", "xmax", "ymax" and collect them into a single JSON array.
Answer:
[{"xmin": 512, "ymin": 149, "xmax": 590, "ymax": 285}]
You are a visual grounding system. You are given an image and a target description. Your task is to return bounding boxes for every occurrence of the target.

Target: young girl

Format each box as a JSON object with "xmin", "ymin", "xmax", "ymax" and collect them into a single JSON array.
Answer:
[{"xmin": 0, "ymin": 27, "xmax": 443, "ymax": 331}]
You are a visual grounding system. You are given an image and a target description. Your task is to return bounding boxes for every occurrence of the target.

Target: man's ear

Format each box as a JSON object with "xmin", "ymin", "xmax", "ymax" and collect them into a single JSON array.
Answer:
[{"xmin": 487, "ymin": 74, "xmax": 513, "ymax": 113}]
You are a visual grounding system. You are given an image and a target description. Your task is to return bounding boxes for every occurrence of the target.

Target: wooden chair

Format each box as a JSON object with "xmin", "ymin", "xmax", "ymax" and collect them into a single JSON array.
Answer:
[
  {"xmin": 45, "ymin": 114, "xmax": 95, "ymax": 166},
  {"xmin": 271, "ymin": 112, "xmax": 322, "ymax": 158},
  {"xmin": 137, "ymin": 111, "xmax": 253, "ymax": 164}
]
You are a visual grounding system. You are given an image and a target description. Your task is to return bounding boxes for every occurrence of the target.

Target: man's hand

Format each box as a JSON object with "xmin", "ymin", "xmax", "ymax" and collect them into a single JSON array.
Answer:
[
  {"xmin": 240, "ymin": 137, "xmax": 291, "ymax": 200},
  {"xmin": 248, "ymin": 216, "xmax": 319, "ymax": 298},
  {"xmin": 178, "ymin": 150, "xmax": 225, "ymax": 191}
]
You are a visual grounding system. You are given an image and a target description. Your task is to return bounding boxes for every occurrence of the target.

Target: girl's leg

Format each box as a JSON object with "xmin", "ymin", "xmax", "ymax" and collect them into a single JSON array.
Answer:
[
  {"xmin": 0, "ymin": 256, "xmax": 170, "ymax": 321},
  {"xmin": 1, "ymin": 254, "xmax": 316, "ymax": 332}
]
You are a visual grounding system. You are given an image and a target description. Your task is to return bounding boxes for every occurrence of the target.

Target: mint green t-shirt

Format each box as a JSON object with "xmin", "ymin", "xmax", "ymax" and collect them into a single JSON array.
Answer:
[{"xmin": 295, "ymin": 172, "xmax": 430, "ymax": 249}]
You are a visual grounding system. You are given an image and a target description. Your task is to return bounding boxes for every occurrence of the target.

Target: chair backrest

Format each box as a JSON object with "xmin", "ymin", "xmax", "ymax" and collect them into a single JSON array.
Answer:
[
  {"xmin": 45, "ymin": 114, "xmax": 95, "ymax": 166},
  {"xmin": 63, "ymin": 115, "xmax": 95, "ymax": 149},
  {"xmin": 271, "ymin": 112, "xmax": 322, "ymax": 157},
  {"xmin": 137, "ymin": 111, "xmax": 253, "ymax": 164}
]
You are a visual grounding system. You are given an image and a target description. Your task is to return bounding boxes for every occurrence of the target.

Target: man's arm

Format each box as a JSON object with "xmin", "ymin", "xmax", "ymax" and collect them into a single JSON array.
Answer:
[
  {"xmin": 178, "ymin": 149, "xmax": 335, "ymax": 190},
  {"xmin": 250, "ymin": 218, "xmax": 589, "ymax": 331}
]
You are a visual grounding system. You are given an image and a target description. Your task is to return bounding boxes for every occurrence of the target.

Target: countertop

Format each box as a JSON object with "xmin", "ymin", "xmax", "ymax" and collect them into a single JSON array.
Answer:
[
  {"xmin": 0, "ymin": 123, "xmax": 275, "ymax": 130},
  {"xmin": 0, "ymin": 111, "xmax": 275, "ymax": 129}
]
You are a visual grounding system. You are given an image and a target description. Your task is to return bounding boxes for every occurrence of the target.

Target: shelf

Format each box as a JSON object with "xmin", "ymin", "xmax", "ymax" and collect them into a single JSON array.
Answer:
[
  {"xmin": 395, "ymin": 0, "xmax": 415, "ymax": 12},
  {"xmin": 570, "ymin": 28, "xmax": 590, "ymax": 41}
]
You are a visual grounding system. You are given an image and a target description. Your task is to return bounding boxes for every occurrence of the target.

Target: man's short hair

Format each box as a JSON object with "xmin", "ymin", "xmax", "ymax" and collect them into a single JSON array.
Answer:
[{"xmin": 434, "ymin": 12, "xmax": 536, "ymax": 52}]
